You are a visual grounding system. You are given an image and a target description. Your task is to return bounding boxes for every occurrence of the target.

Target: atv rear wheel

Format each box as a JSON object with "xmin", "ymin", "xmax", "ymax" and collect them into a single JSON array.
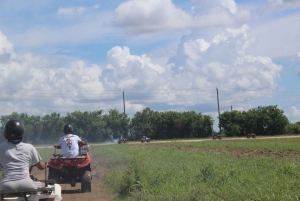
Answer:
[
  {"xmin": 48, "ymin": 168, "xmax": 60, "ymax": 183},
  {"xmin": 81, "ymin": 170, "xmax": 92, "ymax": 193}
]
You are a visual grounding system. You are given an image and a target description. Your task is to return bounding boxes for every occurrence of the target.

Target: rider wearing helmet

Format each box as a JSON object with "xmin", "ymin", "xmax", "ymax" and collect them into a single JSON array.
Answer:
[
  {"xmin": 55, "ymin": 124, "xmax": 85, "ymax": 157},
  {"xmin": 0, "ymin": 120, "xmax": 45, "ymax": 190}
]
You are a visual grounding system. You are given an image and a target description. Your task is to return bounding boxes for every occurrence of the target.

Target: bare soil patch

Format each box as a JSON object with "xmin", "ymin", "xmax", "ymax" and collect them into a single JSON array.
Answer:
[
  {"xmin": 58, "ymin": 154, "xmax": 113, "ymax": 201},
  {"xmin": 146, "ymin": 144, "xmax": 300, "ymax": 161}
]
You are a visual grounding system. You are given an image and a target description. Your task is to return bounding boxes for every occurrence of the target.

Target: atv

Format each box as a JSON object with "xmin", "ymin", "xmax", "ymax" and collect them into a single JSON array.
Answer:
[
  {"xmin": 247, "ymin": 133, "xmax": 256, "ymax": 139},
  {"xmin": 118, "ymin": 137, "xmax": 127, "ymax": 144},
  {"xmin": 47, "ymin": 138, "xmax": 92, "ymax": 193},
  {"xmin": 213, "ymin": 133, "xmax": 222, "ymax": 140},
  {"xmin": 141, "ymin": 136, "xmax": 150, "ymax": 143},
  {"xmin": 0, "ymin": 164, "xmax": 62, "ymax": 201}
]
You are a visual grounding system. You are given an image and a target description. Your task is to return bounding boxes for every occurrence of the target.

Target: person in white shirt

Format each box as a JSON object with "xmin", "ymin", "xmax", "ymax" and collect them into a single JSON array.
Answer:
[
  {"xmin": 0, "ymin": 120, "xmax": 45, "ymax": 190},
  {"xmin": 55, "ymin": 124, "xmax": 85, "ymax": 157}
]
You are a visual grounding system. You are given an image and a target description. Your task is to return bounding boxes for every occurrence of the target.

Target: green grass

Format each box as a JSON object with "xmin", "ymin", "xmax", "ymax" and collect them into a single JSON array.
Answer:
[
  {"xmin": 36, "ymin": 147, "xmax": 59, "ymax": 161},
  {"xmin": 92, "ymin": 138, "xmax": 300, "ymax": 201}
]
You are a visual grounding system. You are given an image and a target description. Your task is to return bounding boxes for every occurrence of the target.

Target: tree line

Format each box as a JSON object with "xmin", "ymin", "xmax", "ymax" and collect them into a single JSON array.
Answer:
[
  {"xmin": 220, "ymin": 105, "xmax": 299, "ymax": 136},
  {"xmin": 0, "ymin": 105, "xmax": 299, "ymax": 144}
]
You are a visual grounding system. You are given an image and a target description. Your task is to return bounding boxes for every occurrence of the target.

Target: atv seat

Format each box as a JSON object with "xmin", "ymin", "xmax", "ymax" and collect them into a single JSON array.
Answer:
[{"xmin": 0, "ymin": 187, "xmax": 54, "ymax": 201}]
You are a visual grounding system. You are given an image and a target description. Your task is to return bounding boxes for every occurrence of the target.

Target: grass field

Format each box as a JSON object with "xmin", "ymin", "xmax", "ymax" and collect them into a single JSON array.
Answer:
[{"xmin": 33, "ymin": 137, "xmax": 300, "ymax": 200}]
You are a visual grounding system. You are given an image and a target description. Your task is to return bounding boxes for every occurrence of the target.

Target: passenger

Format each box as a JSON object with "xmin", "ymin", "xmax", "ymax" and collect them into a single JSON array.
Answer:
[
  {"xmin": 0, "ymin": 120, "xmax": 45, "ymax": 190},
  {"xmin": 55, "ymin": 124, "xmax": 85, "ymax": 157}
]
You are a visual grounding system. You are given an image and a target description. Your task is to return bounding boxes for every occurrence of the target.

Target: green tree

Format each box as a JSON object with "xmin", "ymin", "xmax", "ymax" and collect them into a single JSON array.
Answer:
[
  {"xmin": 41, "ymin": 112, "xmax": 65, "ymax": 144},
  {"xmin": 130, "ymin": 108, "xmax": 155, "ymax": 139},
  {"xmin": 65, "ymin": 110, "xmax": 106, "ymax": 142},
  {"xmin": 103, "ymin": 109, "xmax": 130, "ymax": 140}
]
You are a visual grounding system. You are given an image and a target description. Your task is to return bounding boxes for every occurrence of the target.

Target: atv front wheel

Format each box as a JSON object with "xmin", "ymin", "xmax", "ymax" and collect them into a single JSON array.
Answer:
[{"xmin": 81, "ymin": 170, "xmax": 92, "ymax": 193}]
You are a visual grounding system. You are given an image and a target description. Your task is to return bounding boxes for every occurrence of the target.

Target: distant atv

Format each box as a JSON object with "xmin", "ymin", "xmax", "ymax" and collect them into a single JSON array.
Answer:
[
  {"xmin": 47, "ymin": 138, "xmax": 92, "ymax": 193},
  {"xmin": 118, "ymin": 137, "xmax": 127, "ymax": 144},
  {"xmin": 141, "ymin": 136, "xmax": 150, "ymax": 143},
  {"xmin": 213, "ymin": 134, "xmax": 222, "ymax": 140},
  {"xmin": 247, "ymin": 133, "xmax": 256, "ymax": 139}
]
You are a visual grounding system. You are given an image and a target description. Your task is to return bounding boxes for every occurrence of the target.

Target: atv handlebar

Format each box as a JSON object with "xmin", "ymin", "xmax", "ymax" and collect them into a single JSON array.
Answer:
[{"xmin": 54, "ymin": 145, "xmax": 61, "ymax": 149}]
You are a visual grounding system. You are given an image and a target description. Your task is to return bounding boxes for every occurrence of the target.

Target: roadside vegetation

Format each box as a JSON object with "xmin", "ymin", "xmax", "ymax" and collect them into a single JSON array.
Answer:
[
  {"xmin": 1, "ymin": 105, "xmax": 299, "ymax": 145},
  {"xmin": 91, "ymin": 138, "xmax": 300, "ymax": 200}
]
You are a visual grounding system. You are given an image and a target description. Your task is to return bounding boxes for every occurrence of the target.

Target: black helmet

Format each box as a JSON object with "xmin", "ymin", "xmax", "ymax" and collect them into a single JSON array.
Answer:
[
  {"xmin": 4, "ymin": 120, "xmax": 25, "ymax": 140},
  {"xmin": 64, "ymin": 124, "xmax": 73, "ymax": 134}
]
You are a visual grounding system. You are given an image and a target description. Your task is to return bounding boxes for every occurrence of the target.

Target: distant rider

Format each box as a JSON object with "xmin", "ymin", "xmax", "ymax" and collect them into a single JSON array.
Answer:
[
  {"xmin": 55, "ymin": 124, "xmax": 85, "ymax": 157},
  {"xmin": 0, "ymin": 120, "xmax": 45, "ymax": 190}
]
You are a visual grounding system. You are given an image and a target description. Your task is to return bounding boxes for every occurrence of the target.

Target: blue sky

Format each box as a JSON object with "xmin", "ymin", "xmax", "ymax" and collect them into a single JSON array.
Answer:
[{"xmin": 0, "ymin": 0, "xmax": 299, "ymax": 130}]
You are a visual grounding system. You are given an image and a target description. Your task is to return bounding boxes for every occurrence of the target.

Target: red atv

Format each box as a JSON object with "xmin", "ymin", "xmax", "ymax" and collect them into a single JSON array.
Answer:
[{"xmin": 47, "ymin": 138, "xmax": 92, "ymax": 193}]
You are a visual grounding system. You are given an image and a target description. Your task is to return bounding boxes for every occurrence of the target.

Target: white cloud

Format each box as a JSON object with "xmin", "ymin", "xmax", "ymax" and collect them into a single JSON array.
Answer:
[
  {"xmin": 105, "ymin": 46, "xmax": 165, "ymax": 91},
  {"xmin": 183, "ymin": 39, "xmax": 210, "ymax": 61},
  {"xmin": 247, "ymin": 12, "xmax": 300, "ymax": 58},
  {"xmin": 167, "ymin": 24, "xmax": 282, "ymax": 108},
  {"xmin": 113, "ymin": 0, "xmax": 251, "ymax": 34},
  {"xmin": 267, "ymin": 0, "xmax": 300, "ymax": 7},
  {"xmin": 56, "ymin": 6, "xmax": 87, "ymax": 18},
  {"xmin": 0, "ymin": 31, "xmax": 14, "ymax": 56},
  {"xmin": 291, "ymin": 106, "xmax": 300, "ymax": 116},
  {"xmin": 0, "ymin": 32, "xmax": 110, "ymax": 115},
  {"xmin": 93, "ymin": 4, "xmax": 100, "ymax": 9},
  {"xmin": 113, "ymin": 0, "xmax": 193, "ymax": 34},
  {"xmin": 220, "ymin": 0, "xmax": 238, "ymax": 14}
]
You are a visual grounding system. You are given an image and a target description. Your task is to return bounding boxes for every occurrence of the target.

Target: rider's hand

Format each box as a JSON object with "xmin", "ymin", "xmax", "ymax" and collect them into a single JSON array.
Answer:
[{"xmin": 36, "ymin": 161, "xmax": 45, "ymax": 170}]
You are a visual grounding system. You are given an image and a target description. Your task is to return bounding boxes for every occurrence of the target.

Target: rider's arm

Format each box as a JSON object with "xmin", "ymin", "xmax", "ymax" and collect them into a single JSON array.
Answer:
[
  {"xmin": 36, "ymin": 161, "xmax": 45, "ymax": 170},
  {"xmin": 78, "ymin": 140, "xmax": 86, "ymax": 146}
]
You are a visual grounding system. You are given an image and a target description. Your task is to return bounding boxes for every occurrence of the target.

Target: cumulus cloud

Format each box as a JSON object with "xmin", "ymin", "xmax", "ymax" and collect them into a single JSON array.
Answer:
[
  {"xmin": 113, "ymin": 0, "xmax": 193, "ymax": 34},
  {"xmin": 0, "ymin": 31, "xmax": 15, "ymax": 60},
  {"xmin": 104, "ymin": 46, "xmax": 165, "ymax": 92},
  {"xmin": 0, "ymin": 31, "xmax": 110, "ymax": 115},
  {"xmin": 167, "ymin": 24, "xmax": 282, "ymax": 107},
  {"xmin": 113, "ymin": 0, "xmax": 251, "ymax": 34}
]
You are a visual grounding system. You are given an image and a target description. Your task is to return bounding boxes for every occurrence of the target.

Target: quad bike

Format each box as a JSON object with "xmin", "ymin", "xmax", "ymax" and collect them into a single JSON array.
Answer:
[
  {"xmin": 213, "ymin": 134, "xmax": 222, "ymax": 140},
  {"xmin": 47, "ymin": 138, "xmax": 92, "ymax": 193},
  {"xmin": 118, "ymin": 138, "xmax": 127, "ymax": 144},
  {"xmin": 141, "ymin": 136, "xmax": 150, "ymax": 143},
  {"xmin": 0, "ymin": 164, "xmax": 62, "ymax": 201},
  {"xmin": 247, "ymin": 133, "xmax": 256, "ymax": 139}
]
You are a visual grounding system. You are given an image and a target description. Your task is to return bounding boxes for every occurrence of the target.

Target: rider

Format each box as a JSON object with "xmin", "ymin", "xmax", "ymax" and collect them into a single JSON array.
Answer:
[
  {"xmin": 55, "ymin": 124, "xmax": 85, "ymax": 157},
  {"xmin": 0, "ymin": 120, "xmax": 45, "ymax": 190}
]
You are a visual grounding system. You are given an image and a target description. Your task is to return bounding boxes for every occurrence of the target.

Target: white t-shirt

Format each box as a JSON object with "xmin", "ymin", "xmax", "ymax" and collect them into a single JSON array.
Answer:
[
  {"xmin": 58, "ymin": 134, "xmax": 81, "ymax": 157},
  {"xmin": 0, "ymin": 142, "xmax": 42, "ymax": 183}
]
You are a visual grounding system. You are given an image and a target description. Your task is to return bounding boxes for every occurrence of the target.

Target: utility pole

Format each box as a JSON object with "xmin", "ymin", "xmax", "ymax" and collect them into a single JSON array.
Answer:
[
  {"xmin": 216, "ymin": 87, "xmax": 221, "ymax": 134},
  {"xmin": 123, "ymin": 91, "xmax": 125, "ymax": 114}
]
